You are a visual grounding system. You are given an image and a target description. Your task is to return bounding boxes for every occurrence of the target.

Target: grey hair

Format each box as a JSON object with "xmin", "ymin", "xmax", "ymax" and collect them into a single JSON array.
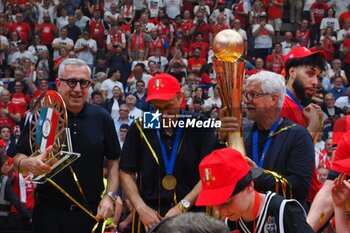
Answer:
[
  {"xmin": 156, "ymin": 212, "xmax": 230, "ymax": 233},
  {"xmin": 246, "ymin": 71, "xmax": 286, "ymax": 108},
  {"xmin": 58, "ymin": 58, "xmax": 91, "ymax": 79}
]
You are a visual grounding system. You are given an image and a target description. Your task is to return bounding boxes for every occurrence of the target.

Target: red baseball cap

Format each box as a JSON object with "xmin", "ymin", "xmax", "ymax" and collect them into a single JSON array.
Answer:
[
  {"xmin": 332, "ymin": 115, "xmax": 350, "ymax": 146},
  {"xmin": 331, "ymin": 131, "xmax": 350, "ymax": 174},
  {"xmin": 196, "ymin": 148, "xmax": 262, "ymax": 206},
  {"xmin": 283, "ymin": 46, "xmax": 326, "ymax": 66},
  {"xmin": 146, "ymin": 73, "xmax": 181, "ymax": 102}
]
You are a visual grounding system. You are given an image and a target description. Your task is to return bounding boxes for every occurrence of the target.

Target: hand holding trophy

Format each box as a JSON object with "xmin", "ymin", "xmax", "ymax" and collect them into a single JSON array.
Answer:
[
  {"xmin": 27, "ymin": 90, "xmax": 80, "ymax": 183},
  {"xmin": 212, "ymin": 29, "xmax": 246, "ymax": 156}
]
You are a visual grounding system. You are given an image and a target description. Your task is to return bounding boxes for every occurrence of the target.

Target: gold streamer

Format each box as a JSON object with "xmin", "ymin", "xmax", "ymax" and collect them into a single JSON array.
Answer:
[
  {"xmin": 135, "ymin": 119, "xmax": 159, "ymax": 165},
  {"xmin": 46, "ymin": 178, "xmax": 109, "ymax": 233}
]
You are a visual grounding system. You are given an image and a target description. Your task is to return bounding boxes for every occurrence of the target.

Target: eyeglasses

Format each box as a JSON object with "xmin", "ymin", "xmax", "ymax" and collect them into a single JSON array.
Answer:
[
  {"xmin": 119, "ymin": 109, "xmax": 129, "ymax": 112},
  {"xmin": 244, "ymin": 92, "xmax": 271, "ymax": 102},
  {"xmin": 59, "ymin": 78, "xmax": 91, "ymax": 89}
]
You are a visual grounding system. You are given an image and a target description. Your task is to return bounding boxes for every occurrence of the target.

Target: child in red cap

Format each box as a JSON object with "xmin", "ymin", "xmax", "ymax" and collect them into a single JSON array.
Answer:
[{"xmin": 196, "ymin": 148, "xmax": 313, "ymax": 233}]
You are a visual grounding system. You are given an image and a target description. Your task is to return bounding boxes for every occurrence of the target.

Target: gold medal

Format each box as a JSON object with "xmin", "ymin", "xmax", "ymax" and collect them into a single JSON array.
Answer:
[{"xmin": 162, "ymin": 175, "xmax": 177, "ymax": 190}]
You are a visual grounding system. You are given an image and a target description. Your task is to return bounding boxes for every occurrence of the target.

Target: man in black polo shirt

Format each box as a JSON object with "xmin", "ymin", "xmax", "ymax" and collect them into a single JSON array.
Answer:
[
  {"xmin": 120, "ymin": 73, "xmax": 216, "ymax": 232},
  {"xmin": 11, "ymin": 58, "xmax": 120, "ymax": 233}
]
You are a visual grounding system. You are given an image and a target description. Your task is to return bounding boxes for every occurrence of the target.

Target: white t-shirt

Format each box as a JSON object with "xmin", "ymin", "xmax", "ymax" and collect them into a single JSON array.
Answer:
[
  {"xmin": 210, "ymin": 9, "xmax": 234, "ymax": 26},
  {"xmin": 129, "ymin": 107, "xmax": 143, "ymax": 120},
  {"xmin": 75, "ymin": 16, "xmax": 90, "ymax": 33},
  {"xmin": 163, "ymin": 0, "xmax": 183, "ymax": 19},
  {"xmin": 74, "ymin": 38, "xmax": 97, "ymax": 65},
  {"xmin": 147, "ymin": 0, "xmax": 164, "ymax": 18},
  {"xmin": 320, "ymin": 17, "xmax": 340, "ymax": 32},
  {"xmin": 193, "ymin": 5, "xmax": 210, "ymax": 23},
  {"xmin": 0, "ymin": 36, "xmax": 9, "ymax": 63},
  {"xmin": 56, "ymin": 16, "xmax": 68, "ymax": 30},
  {"xmin": 281, "ymin": 41, "xmax": 292, "ymax": 56},
  {"xmin": 148, "ymin": 56, "xmax": 168, "ymax": 72},
  {"xmin": 38, "ymin": 5, "xmax": 56, "ymax": 24},
  {"xmin": 28, "ymin": 45, "xmax": 48, "ymax": 63},
  {"xmin": 327, "ymin": 0, "xmax": 350, "ymax": 18},
  {"xmin": 252, "ymin": 24, "xmax": 274, "ymax": 49},
  {"xmin": 234, "ymin": 28, "xmax": 247, "ymax": 41},
  {"xmin": 141, "ymin": 22, "xmax": 156, "ymax": 33},
  {"xmin": 337, "ymin": 29, "xmax": 350, "ymax": 51},
  {"xmin": 104, "ymin": 11, "xmax": 119, "ymax": 26},
  {"xmin": 52, "ymin": 37, "xmax": 74, "ymax": 59},
  {"xmin": 12, "ymin": 50, "xmax": 35, "ymax": 64},
  {"xmin": 101, "ymin": 79, "xmax": 124, "ymax": 99}
]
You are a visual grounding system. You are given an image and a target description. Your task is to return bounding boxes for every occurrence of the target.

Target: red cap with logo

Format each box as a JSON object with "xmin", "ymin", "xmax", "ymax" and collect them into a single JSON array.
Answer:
[
  {"xmin": 146, "ymin": 73, "xmax": 181, "ymax": 102},
  {"xmin": 196, "ymin": 148, "xmax": 252, "ymax": 206},
  {"xmin": 332, "ymin": 115, "xmax": 350, "ymax": 146},
  {"xmin": 283, "ymin": 46, "xmax": 326, "ymax": 66},
  {"xmin": 331, "ymin": 131, "xmax": 350, "ymax": 174}
]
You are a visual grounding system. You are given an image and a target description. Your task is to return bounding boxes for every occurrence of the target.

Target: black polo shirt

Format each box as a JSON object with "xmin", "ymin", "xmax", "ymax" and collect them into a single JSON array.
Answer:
[
  {"xmin": 16, "ymin": 103, "xmax": 120, "ymax": 206},
  {"xmin": 120, "ymin": 111, "xmax": 216, "ymax": 215}
]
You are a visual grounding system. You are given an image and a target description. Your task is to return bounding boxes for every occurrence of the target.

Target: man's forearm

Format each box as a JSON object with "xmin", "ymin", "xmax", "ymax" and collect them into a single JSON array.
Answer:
[
  {"xmin": 105, "ymin": 158, "xmax": 119, "ymax": 194},
  {"xmin": 307, "ymin": 180, "xmax": 334, "ymax": 231},
  {"xmin": 181, "ymin": 181, "xmax": 202, "ymax": 210},
  {"xmin": 120, "ymin": 170, "xmax": 146, "ymax": 211}
]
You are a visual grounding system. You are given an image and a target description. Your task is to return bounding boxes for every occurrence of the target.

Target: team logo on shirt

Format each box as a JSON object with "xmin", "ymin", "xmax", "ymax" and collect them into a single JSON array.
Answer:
[{"xmin": 264, "ymin": 216, "xmax": 277, "ymax": 233}]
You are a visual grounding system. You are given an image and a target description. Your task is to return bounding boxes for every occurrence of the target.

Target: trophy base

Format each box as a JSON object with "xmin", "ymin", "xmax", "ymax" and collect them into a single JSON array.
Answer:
[{"xmin": 28, "ymin": 150, "xmax": 81, "ymax": 184}]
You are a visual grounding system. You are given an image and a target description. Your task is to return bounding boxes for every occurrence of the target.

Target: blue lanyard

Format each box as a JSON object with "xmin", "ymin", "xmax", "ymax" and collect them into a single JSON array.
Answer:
[
  {"xmin": 156, "ymin": 125, "xmax": 183, "ymax": 175},
  {"xmin": 286, "ymin": 88, "xmax": 303, "ymax": 111},
  {"xmin": 252, "ymin": 116, "xmax": 281, "ymax": 167}
]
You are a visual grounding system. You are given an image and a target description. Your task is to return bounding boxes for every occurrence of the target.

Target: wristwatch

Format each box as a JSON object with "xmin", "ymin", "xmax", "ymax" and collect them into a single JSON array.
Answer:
[
  {"xmin": 107, "ymin": 192, "xmax": 119, "ymax": 203},
  {"xmin": 178, "ymin": 199, "xmax": 191, "ymax": 213}
]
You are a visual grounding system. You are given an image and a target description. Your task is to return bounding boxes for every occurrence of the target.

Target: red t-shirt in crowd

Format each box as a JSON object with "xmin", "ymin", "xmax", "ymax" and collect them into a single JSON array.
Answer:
[
  {"xmin": 188, "ymin": 57, "xmax": 206, "ymax": 73},
  {"xmin": 343, "ymin": 38, "xmax": 350, "ymax": 64},
  {"xmin": 211, "ymin": 24, "xmax": 229, "ymax": 37},
  {"xmin": 296, "ymin": 29, "xmax": 311, "ymax": 48},
  {"xmin": 267, "ymin": 0, "xmax": 283, "ymax": 20},
  {"xmin": 265, "ymin": 54, "xmax": 284, "ymax": 74},
  {"xmin": 310, "ymin": 3, "xmax": 328, "ymax": 26},
  {"xmin": 0, "ymin": 102, "xmax": 20, "ymax": 132},
  {"xmin": 11, "ymin": 93, "xmax": 30, "ymax": 118},
  {"xmin": 35, "ymin": 23, "xmax": 56, "ymax": 45},
  {"xmin": 10, "ymin": 173, "xmax": 35, "ymax": 213},
  {"xmin": 194, "ymin": 22, "xmax": 211, "ymax": 44},
  {"xmin": 11, "ymin": 22, "xmax": 31, "ymax": 44},
  {"xmin": 189, "ymin": 42, "xmax": 210, "ymax": 60}
]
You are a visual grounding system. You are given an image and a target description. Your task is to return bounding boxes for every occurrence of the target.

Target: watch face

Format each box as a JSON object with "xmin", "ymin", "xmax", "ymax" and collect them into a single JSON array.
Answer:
[
  {"xmin": 109, "ymin": 192, "xmax": 118, "ymax": 201},
  {"xmin": 181, "ymin": 199, "xmax": 190, "ymax": 208}
]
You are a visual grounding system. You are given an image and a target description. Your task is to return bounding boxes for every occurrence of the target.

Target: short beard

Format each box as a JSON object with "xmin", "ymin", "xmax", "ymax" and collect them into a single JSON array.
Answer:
[{"xmin": 292, "ymin": 77, "xmax": 309, "ymax": 104}]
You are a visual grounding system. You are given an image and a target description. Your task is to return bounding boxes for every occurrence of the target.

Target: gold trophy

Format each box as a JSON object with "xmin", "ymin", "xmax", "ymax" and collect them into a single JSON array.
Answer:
[{"xmin": 212, "ymin": 29, "xmax": 246, "ymax": 156}]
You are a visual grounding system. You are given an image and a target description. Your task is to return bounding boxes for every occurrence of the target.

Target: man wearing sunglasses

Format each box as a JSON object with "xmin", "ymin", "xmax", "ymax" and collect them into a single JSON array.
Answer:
[
  {"xmin": 12, "ymin": 59, "xmax": 120, "ymax": 233},
  {"xmin": 220, "ymin": 71, "xmax": 315, "ymax": 208}
]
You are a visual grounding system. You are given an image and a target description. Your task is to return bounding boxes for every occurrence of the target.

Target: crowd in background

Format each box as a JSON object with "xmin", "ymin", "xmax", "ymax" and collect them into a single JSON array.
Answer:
[{"xmin": 1, "ymin": 0, "xmax": 350, "ymax": 232}]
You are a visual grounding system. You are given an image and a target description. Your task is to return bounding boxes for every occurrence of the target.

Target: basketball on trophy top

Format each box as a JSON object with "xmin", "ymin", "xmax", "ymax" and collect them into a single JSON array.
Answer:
[{"xmin": 212, "ymin": 29, "xmax": 244, "ymax": 62}]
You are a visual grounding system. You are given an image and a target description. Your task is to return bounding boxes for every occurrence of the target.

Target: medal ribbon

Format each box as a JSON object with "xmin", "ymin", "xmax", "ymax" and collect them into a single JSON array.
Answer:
[
  {"xmin": 156, "ymin": 125, "xmax": 182, "ymax": 176},
  {"xmin": 252, "ymin": 116, "xmax": 281, "ymax": 167},
  {"xmin": 286, "ymin": 88, "xmax": 303, "ymax": 111}
]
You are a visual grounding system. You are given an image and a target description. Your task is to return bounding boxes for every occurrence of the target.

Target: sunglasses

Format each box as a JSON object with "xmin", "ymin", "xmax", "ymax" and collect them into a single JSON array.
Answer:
[{"xmin": 59, "ymin": 78, "xmax": 91, "ymax": 89}]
